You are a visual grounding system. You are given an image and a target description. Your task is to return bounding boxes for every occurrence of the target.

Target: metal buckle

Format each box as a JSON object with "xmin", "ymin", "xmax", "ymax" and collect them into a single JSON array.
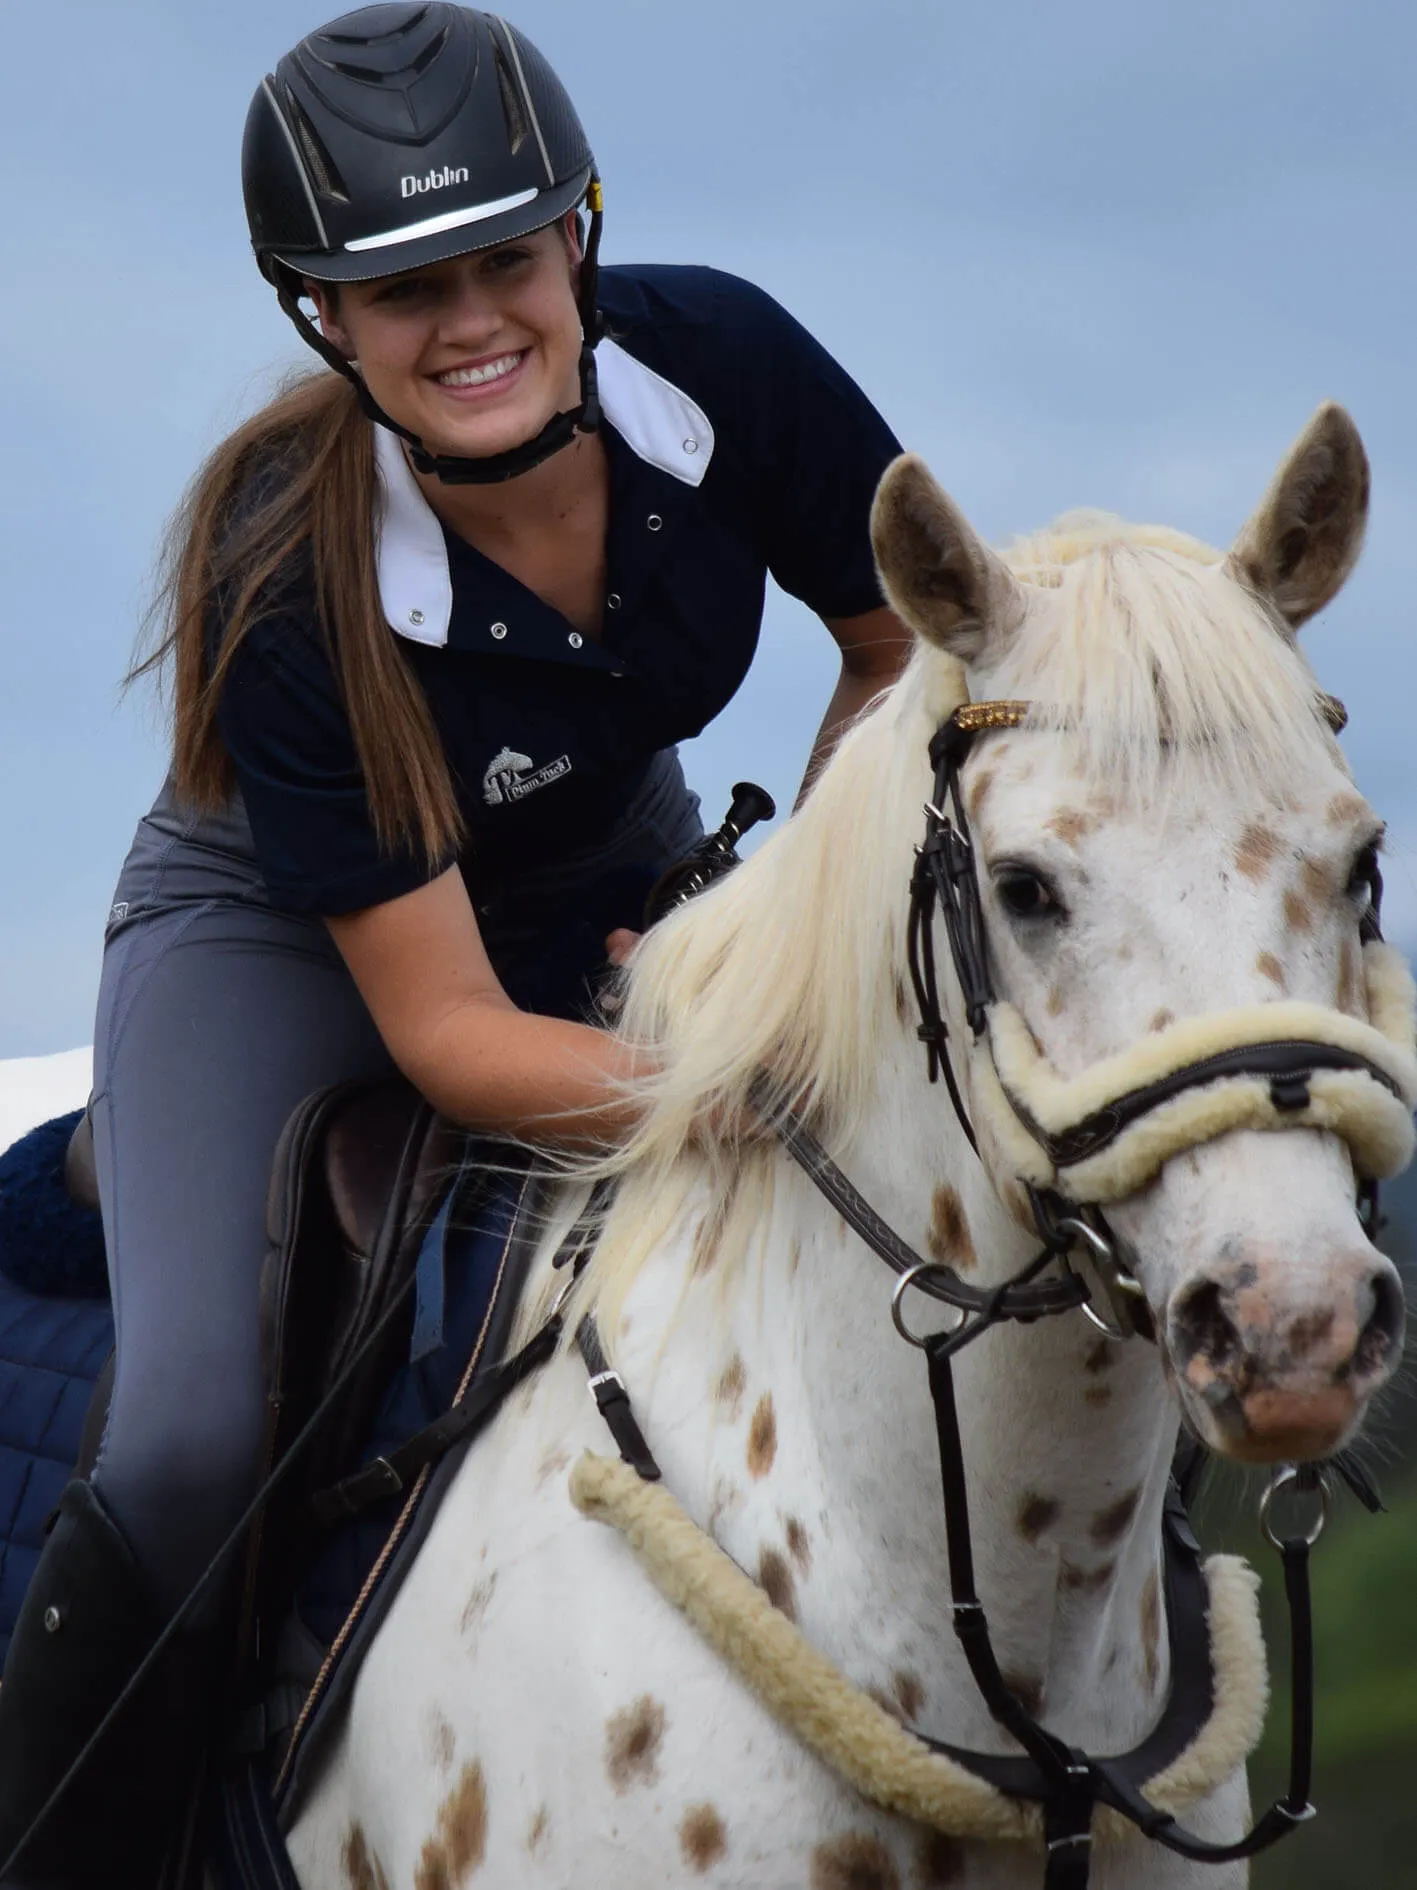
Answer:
[
  {"xmin": 1259, "ymin": 1466, "xmax": 1331, "ymax": 1550},
  {"xmin": 1055, "ymin": 1215, "xmax": 1147, "ymax": 1341},
  {"xmin": 891, "ymin": 1264, "xmax": 966, "ymax": 1349}
]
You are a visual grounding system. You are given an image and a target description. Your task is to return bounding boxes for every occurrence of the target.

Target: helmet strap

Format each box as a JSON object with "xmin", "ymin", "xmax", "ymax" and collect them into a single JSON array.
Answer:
[{"xmin": 270, "ymin": 184, "xmax": 605, "ymax": 487}]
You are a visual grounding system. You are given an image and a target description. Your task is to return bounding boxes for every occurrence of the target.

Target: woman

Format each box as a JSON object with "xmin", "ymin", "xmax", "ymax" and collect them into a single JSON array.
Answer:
[{"xmin": 0, "ymin": 5, "xmax": 907, "ymax": 1881}]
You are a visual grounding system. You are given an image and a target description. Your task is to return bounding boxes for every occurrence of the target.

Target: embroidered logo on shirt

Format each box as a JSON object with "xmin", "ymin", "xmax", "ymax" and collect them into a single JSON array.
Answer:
[{"xmin": 482, "ymin": 746, "xmax": 572, "ymax": 807}]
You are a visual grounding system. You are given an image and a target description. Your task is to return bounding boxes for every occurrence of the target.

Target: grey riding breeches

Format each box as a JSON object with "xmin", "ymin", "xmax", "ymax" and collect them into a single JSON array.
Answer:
[{"xmin": 89, "ymin": 753, "xmax": 702, "ymax": 1609}]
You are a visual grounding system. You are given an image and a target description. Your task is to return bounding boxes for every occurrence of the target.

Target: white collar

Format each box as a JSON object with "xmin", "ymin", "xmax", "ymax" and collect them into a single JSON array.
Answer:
[{"xmin": 373, "ymin": 338, "xmax": 715, "ymax": 649}]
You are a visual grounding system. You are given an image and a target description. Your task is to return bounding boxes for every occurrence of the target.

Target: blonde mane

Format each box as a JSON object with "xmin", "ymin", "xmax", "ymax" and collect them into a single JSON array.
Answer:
[{"xmin": 572, "ymin": 514, "xmax": 1341, "ymax": 1337}]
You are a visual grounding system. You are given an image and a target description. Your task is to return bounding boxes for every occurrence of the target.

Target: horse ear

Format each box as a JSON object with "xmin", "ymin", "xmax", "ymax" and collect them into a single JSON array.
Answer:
[
  {"xmin": 1228, "ymin": 403, "xmax": 1370, "ymax": 632},
  {"xmin": 871, "ymin": 454, "xmax": 1022, "ymax": 661}
]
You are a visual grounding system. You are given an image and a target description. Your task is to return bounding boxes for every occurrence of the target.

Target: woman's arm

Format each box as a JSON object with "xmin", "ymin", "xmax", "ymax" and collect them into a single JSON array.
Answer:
[
  {"xmin": 326, "ymin": 866, "xmax": 645, "ymax": 1148},
  {"xmin": 798, "ymin": 604, "xmax": 912, "ymax": 802}
]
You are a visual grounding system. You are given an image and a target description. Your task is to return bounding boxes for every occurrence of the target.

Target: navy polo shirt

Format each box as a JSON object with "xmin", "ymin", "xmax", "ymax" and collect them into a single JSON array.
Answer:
[{"xmin": 216, "ymin": 265, "xmax": 902, "ymax": 916}]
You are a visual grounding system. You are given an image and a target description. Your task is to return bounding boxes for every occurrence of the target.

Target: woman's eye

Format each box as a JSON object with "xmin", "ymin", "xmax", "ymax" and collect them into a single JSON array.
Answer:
[
  {"xmin": 375, "ymin": 277, "xmax": 425, "ymax": 303},
  {"xmin": 994, "ymin": 868, "xmax": 1062, "ymax": 921}
]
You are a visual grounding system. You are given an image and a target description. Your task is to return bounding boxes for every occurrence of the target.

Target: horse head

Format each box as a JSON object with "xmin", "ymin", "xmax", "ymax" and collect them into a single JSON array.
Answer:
[{"xmin": 873, "ymin": 405, "xmax": 1410, "ymax": 1467}]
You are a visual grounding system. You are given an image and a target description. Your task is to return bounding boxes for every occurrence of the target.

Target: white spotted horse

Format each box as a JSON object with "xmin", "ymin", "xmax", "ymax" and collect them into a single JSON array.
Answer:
[
  {"xmin": 2, "ymin": 406, "xmax": 1412, "ymax": 1890},
  {"xmin": 268, "ymin": 403, "xmax": 1413, "ymax": 1888}
]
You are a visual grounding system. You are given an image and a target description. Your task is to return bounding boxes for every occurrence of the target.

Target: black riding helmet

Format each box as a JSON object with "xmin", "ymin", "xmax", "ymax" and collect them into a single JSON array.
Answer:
[{"xmin": 242, "ymin": 3, "xmax": 603, "ymax": 483}]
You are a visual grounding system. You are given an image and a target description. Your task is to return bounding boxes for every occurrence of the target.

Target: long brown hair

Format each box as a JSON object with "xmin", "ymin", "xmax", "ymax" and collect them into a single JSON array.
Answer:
[{"xmin": 133, "ymin": 369, "xmax": 462, "ymax": 866}]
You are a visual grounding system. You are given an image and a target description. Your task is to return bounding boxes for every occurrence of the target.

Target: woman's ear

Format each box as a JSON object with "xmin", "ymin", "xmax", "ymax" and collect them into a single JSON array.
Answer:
[{"xmin": 305, "ymin": 280, "xmax": 356, "ymax": 361}]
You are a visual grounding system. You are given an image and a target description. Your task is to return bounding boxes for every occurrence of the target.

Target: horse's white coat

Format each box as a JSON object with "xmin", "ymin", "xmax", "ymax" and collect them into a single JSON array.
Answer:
[{"xmin": 279, "ymin": 414, "xmax": 1399, "ymax": 1889}]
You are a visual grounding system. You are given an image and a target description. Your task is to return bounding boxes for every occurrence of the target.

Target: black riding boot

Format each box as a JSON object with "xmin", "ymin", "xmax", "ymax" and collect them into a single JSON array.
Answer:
[{"xmin": 0, "ymin": 1480, "xmax": 205, "ymax": 1888}]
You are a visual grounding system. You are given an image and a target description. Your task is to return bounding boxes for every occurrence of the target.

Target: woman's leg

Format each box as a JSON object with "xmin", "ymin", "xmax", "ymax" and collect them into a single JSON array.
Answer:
[
  {"xmin": 90, "ymin": 898, "xmax": 393, "ymax": 1607},
  {"xmin": 0, "ymin": 888, "xmax": 393, "ymax": 1885}
]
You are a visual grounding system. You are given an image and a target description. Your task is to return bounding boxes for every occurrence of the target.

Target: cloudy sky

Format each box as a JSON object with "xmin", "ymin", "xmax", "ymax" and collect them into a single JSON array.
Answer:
[{"xmin": 2, "ymin": 0, "xmax": 1414, "ymax": 1056}]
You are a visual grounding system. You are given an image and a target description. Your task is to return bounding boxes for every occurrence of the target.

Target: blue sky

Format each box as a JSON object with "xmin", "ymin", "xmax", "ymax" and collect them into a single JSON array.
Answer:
[{"xmin": 2, "ymin": 0, "xmax": 1415, "ymax": 1055}]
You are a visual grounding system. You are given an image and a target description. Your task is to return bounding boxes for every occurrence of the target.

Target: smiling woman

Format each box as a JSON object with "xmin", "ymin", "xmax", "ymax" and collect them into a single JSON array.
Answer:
[{"xmin": 0, "ymin": 3, "xmax": 913, "ymax": 1882}]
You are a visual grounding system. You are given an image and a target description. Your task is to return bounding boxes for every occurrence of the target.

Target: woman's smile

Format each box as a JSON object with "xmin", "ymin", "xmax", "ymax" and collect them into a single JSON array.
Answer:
[{"xmin": 431, "ymin": 348, "xmax": 531, "ymax": 399}]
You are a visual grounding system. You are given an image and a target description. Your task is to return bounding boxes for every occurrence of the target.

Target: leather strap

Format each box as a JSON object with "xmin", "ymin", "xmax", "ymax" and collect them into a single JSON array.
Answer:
[
  {"xmin": 577, "ymin": 1317, "xmax": 662, "ymax": 1482},
  {"xmin": 764, "ymin": 1095, "xmax": 1089, "ymax": 1322}
]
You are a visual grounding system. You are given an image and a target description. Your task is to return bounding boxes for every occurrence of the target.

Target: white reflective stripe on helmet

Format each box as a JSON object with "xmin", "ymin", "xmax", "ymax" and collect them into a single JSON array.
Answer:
[{"xmin": 345, "ymin": 185, "xmax": 541, "ymax": 254}]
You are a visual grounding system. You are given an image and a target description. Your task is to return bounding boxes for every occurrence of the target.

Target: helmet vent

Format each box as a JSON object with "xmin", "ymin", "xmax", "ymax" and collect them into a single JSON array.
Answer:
[
  {"xmin": 284, "ymin": 88, "xmax": 351, "ymax": 201},
  {"xmin": 492, "ymin": 41, "xmax": 529, "ymax": 155}
]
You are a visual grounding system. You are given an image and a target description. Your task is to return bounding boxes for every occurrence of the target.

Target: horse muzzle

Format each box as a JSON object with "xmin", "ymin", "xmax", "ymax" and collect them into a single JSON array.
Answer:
[{"xmin": 1164, "ymin": 1245, "xmax": 1405, "ymax": 1462}]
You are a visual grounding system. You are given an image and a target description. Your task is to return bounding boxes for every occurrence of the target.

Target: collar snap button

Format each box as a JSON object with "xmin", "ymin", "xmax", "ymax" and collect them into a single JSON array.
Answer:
[
  {"xmin": 568, "ymin": 631, "xmax": 584, "ymax": 649},
  {"xmin": 646, "ymin": 514, "xmax": 663, "ymax": 532},
  {"xmin": 683, "ymin": 439, "xmax": 698, "ymax": 454},
  {"xmin": 607, "ymin": 592, "xmax": 622, "ymax": 609},
  {"xmin": 409, "ymin": 609, "xmax": 425, "ymax": 627},
  {"xmin": 490, "ymin": 622, "xmax": 508, "ymax": 640}
]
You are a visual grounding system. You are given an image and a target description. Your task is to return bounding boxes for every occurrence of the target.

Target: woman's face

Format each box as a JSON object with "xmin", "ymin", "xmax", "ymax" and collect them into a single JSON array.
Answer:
[{"xmin": 309, "ymin": 216, "xmax": 584, "ymax": 459}]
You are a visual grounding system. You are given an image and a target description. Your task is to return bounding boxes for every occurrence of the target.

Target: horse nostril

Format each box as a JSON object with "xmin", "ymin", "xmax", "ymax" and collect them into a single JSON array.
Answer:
[
  {"xmin": 1168, "ymin": 1277, "xmax": 1241, "ymax": 1373},
  {"xmin": 1352, "ymin": 1268, "xmax": 1405, "ymax": 1382}
]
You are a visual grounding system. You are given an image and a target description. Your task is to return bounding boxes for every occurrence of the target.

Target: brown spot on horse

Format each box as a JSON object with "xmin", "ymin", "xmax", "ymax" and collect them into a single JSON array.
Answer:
[
  {"xmin": 1284, "ymin": 887, "xmax": 1316, "ymax": 934},
  {"xmin": 1046, "ymin": 985, "xmax": 1065, "ymax": 1017},
  {"xmin": 715, "ymin": 1354, "xmax": 747, "ymax": 1418},
  {"xmin": 343, "ymin": 1823, "xmax": 390, "ymax": 1890},
  {"xmin": 1091, "ymin": 1488, "xmax": 1141, "ymax": 1548},
  {"xmin": 1300, "ymin": 855, "xmax": 1332, "ymax": 904},
  {"xmin": 679, "ymin": 1804, "xmax": 728, "ymax": 1872},
  {"xmin": 1001, "ymin": 1670, "xmax": 1044, "ymax": 1717},
  {"xmin": 892, "ymin": 1671, "xmax": 926, "ymax": 1721},
  {"xmin": 1084, "ymin": 1384, "xmax": 1112, "ymax": 1408},
  {"xmin": 605, "ymin": 1696, "xmax": 666, "ymax": 1793},
  {"xmin": 1017, "ymin": 1493, "xmax": 1060, "ymax": 1543},
  {"xmin": 758, "ymin": 1547, "xmax": 798, "ymax": 1620},
  {"xmin": 747, "ymin": 1393, "xmax": 778, "ymax": 1478},
  {"xmin": 1047, "ymin": 808, "xmax": 1094, "ymax": 846},
  {"xmin": 1255, "ymin": 951, "xmax": 1285, "ymax": 988},
  {"xmin": 811, "ymin": 1831, "xmax": 902, "ymax": 1890},
  {"xmin": 894, "ymin": 974, "xmax": 912, "ymax": 1024},
  {"xmin": 967, "ymin": 768, "xmax": 996, "ymax": 820},
  {"xmin": 459, "ymin": 1573, "xmax": 497, "ymax": 1639},
  {"xmin": 1140, "ymin": 1567, "xmax": 1162, "ymax": 1692},
  {"xmin": 915, "ymin": 1830, "xmax": 966, "ymax": 1886},
  {"xmin": 928, "ymin": 1186, "xmax": 976, "ymax": 1271},
  {"xmin": 1235, "ymin": 822, "xmax": 1282, "ymax": 880},
  {"xmin": 786, "ymin": 1516, "xmax": 812, "ymax": 1572},
  {"xmin": 426, "ymin": 1707, "xmax": 456, "ymax": 1773},
  {"xmin": 1148, "ymin": 1009, "xmax": 1174, "ymax": 1034},
  {"xmin": 1326, "ymin": 792, "xmax": 1367, "ymax": 826},
  {"xmin": 1083, "ymin": 1339, "xmax": 1114, "ymax": 1374},
  {"xmin": 526, "ymin": 1805, "xmax": 550, "ymax": 1855},
  {"xmin": 414, "ymin": 1760, "xmax": 487, "ymax": 1890}
]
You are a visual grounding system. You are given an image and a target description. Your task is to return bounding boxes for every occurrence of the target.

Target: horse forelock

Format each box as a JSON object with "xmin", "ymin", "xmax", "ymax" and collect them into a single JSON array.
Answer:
[{"xmin": 992, "ymin": 513, "xmax": 1341, "ymax": 801}]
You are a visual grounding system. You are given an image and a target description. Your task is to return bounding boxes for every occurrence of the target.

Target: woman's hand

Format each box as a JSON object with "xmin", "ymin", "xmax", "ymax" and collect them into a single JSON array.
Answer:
[
  {"xmin": 605, "ymin": 927, "xmax": 641, "ymax": 967},
  {"xmin": 325, "ymin": 867, "xmax": 650, "ymax": 1148}
]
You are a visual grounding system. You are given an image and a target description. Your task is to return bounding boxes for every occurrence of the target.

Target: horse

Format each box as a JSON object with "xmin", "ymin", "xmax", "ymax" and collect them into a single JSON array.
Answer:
[
  {"xmin": 27, "ymin": 403, "xmax": 1407, "ymax": 1890},
  {"xmin": 275, "ymin": 402, "xmax": 1416, "ymax": 1889}
]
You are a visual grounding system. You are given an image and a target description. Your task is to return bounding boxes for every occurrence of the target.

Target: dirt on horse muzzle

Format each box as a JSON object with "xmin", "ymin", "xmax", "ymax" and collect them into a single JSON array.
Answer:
[{"xmin": 1165, "ymin": 1241, "xmax": 1405, "ymax": 1462}]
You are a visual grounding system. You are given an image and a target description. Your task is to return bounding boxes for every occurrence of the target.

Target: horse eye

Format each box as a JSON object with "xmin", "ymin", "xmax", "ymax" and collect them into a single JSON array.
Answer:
[
  {"xmin": 1346, "ymin": 842, "xmax": 1381, "ymax": 910},
  {"xmin": 994, "ymin": 867, "xmax": 1062, "ymax": 921}
]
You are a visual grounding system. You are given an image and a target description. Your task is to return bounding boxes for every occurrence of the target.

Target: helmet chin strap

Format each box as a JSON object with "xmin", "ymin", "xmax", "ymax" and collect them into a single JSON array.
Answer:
[{"xmin": 274, "ymin": 195, "xmax": 604, "ymax": 486}]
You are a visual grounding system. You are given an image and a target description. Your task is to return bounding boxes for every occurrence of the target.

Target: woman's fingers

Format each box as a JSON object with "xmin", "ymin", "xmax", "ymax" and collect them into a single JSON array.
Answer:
[{"xmin": 604, "ymin": 928, "xmax": 641, "ymax": 967}]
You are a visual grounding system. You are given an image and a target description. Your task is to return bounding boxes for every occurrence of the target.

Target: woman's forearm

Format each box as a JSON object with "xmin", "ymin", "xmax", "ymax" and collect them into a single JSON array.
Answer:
[{"xmin": 406, "ymin": 991, "xmax": 649, "ymax": 1148}]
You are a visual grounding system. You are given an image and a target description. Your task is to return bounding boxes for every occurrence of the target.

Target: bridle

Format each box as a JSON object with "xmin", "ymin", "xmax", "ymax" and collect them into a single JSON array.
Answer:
[{"xmin": 748, "ymin": 689, "xmax": 1412, "ymax": 1885}]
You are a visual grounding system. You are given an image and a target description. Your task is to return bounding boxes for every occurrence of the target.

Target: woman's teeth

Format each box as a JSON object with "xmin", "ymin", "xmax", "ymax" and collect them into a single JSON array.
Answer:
[{"xmin": 436, "ymin": 352, "xmax": 523, "ymax": 387}]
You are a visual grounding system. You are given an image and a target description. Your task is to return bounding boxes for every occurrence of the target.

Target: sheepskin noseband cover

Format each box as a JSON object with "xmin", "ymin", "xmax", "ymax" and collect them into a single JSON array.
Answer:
[{"xmin": 968, "ymin": 940, "xmax": 1417, "ymax": 1205}]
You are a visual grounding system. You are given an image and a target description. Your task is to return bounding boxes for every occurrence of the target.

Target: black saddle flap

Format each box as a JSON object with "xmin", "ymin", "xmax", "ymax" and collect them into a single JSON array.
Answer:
[{"xmin": 238, "ymin": 1075, "xmax": 469, "ymax": 1646}]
